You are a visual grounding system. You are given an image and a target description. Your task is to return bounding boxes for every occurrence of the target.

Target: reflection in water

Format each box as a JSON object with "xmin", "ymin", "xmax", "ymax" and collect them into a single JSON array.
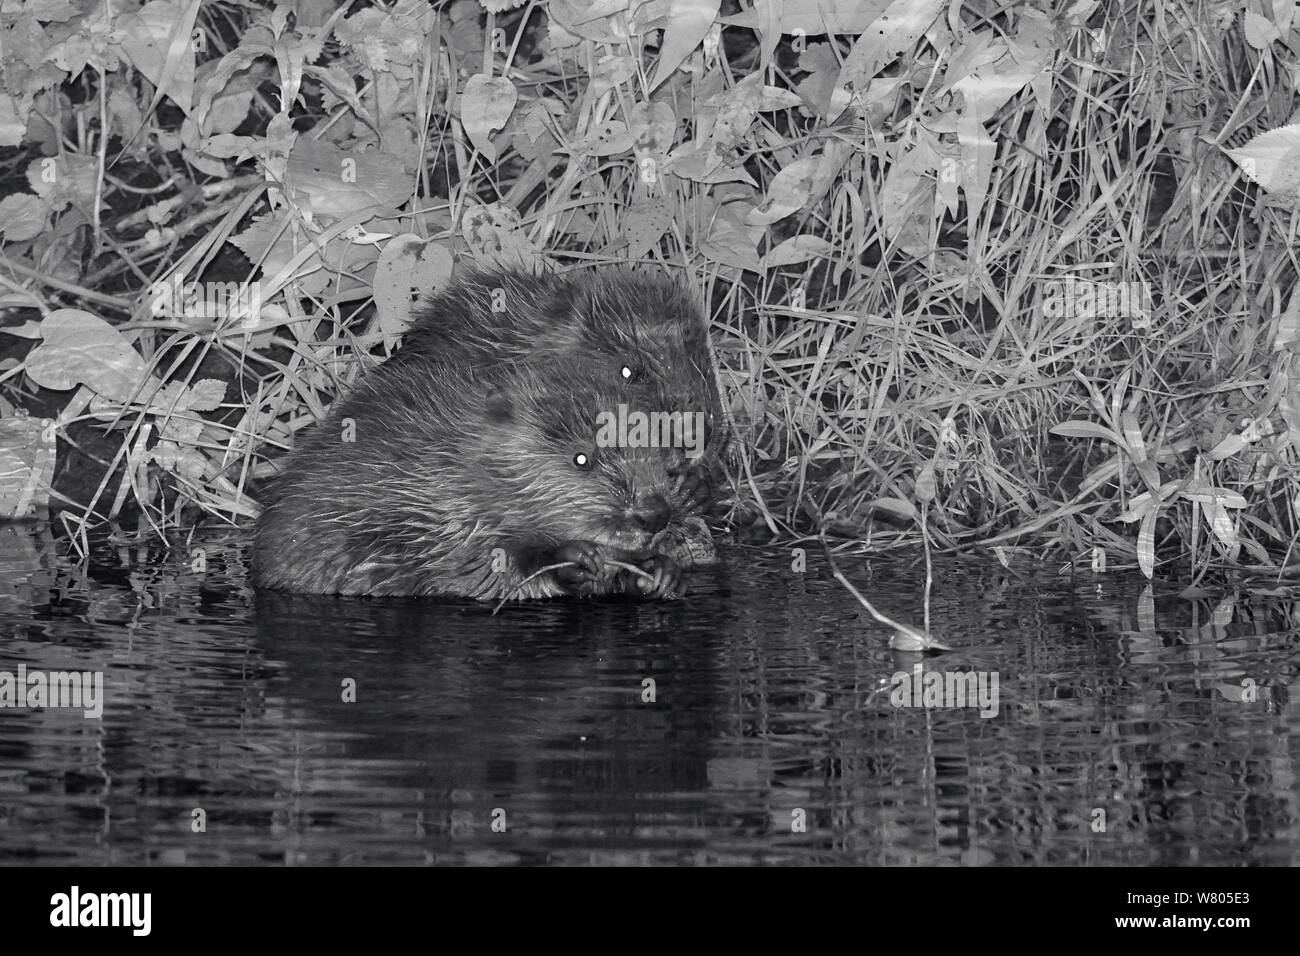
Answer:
[{"xmin": 0, "ymin": 525, "xmax": 1296, "ymax": 864}]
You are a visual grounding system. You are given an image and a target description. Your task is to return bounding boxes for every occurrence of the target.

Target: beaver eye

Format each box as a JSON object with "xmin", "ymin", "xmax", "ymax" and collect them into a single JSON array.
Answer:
[
  {"xmin": 572, "ymin": 450, "xmax": 595, "ymax": 470},
  {"xmin": 619, "ymin": 363, "xmax": 643, "ymax": 384}
]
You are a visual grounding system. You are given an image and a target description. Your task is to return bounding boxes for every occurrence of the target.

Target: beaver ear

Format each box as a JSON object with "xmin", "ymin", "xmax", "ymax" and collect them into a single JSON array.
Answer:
[{"xmin": 484, "ymin": 385, "xmax": 514, "ymax": 423}]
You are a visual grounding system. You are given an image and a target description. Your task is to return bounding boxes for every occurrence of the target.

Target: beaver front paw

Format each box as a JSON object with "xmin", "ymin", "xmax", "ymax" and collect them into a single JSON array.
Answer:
[
  {"xmin": 672, "ymin": 464, "xmax": 712, "ymax": 511},
  {"xmin": 552, "ymin": 540, "xmax": 606, "ymax": 596},
  {"xmin": 628, "ymin": 553, "xmax": 684, "ymax": 599}
]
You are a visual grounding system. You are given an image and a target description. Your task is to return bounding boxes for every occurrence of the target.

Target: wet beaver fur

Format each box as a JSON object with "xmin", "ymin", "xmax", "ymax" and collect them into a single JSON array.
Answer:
[
  {"xmin": 400, "ymin": 267, "xmax": 713, "ymax": 393},
  {"xmin": 251, "ymin": 355, "xmax": 698, "ymax": 600},
  {"xmin": 398, "ymin": 267, "xmax": 726, "ymax": 500}
]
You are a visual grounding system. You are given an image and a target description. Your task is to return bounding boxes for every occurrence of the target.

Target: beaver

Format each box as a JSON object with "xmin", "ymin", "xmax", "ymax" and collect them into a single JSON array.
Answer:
[
  {"xmin": 397, "ymin": 267, "xmax": 727, "ymax": 509},
  {"xmin": 251, "ymin": 354, "xmax": 698, "ymax": 600}
]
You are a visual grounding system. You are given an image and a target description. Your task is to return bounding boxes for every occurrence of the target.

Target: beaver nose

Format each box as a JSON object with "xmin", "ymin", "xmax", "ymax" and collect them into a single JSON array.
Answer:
[{"xmin": 631, "ymin": 494, "xmax": 671, "ymax": 534}]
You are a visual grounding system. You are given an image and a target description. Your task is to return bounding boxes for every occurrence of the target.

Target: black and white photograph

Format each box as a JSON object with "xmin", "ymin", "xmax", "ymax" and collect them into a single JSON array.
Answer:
[{"xmin": 0, "ymin": 0, "xmax": 1289, "ymax": 916}]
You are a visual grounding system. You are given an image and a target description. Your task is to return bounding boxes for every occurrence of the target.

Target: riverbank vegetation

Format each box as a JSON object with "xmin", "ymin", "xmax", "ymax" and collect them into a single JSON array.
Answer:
[{"xmin": 0, "ymin": 0, "xmax": 1294, "ymax": 582}]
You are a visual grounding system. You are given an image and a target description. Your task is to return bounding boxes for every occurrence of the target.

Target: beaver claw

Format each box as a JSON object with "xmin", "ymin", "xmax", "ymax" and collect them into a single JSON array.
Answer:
[
  {"xmin": 630, "ymin": 553, "xmax": 684, "ymax": 599},
  {"xmin": 550, "ymin": 543, "xmax": 681, "ymax": 599},
  {"xmin": 553, "ymin": 540, "xmax": 605, "ymax": 595}
]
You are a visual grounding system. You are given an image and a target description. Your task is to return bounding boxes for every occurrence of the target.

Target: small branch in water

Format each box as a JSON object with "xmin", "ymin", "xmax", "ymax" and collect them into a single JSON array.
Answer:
[{"xmin": 821, "ymin": 536, "xmax": 951, "ymax": 652}]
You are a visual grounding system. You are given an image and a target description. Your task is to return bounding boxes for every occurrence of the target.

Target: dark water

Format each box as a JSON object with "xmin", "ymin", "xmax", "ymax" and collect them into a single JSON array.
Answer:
[{"xmin": 0, "ymin": 523, "xmax": 1297, "ymax": 866}]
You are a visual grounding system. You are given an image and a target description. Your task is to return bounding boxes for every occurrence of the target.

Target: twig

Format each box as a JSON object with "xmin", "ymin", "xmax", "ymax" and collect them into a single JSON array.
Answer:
[{"xmin": 821, "ymin": 535, "xmax": 950, "ymax": 652}]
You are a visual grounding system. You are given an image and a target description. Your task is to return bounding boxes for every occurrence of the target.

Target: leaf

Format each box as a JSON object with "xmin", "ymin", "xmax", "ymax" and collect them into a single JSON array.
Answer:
[
  {"xmin": 1207, "ymin": 433, "xmax": 1247, "ymax": 460},
  {"xmin": 13, "ymin": 0, "xmax": 78, "ymax": 22},
  {"xmin": 1117, "ymin": 480, "xmax": 1180, "ymax": 522},
  {"xmin": 757, "ymin": 86, "xmax": 803, "ymax": 110},
  {"xmin": 889, "ymin": 626, "xmax": 949, "ymax": 652},
  {"xmin": 0, "ymin": 93, "xmax": 25, "ymax": 147},
  {"xmin": 1205, "ymin": 500, "xmax": 1238, "ymax": 549},
  {"xmin": 27, "ymin": 155, "xmax": 98, "ymax": 213},
  {"xmin": 1118, "ymin": 490, "xmax": 1157, "ymax": 523},
  {"xmin": 570, "ymin": 120, "xmax": 633, "ymax": 158},
  {"xmin": 1133, "ymin": 457, "xmax": 1162, "ymax": 493},
  {"xmin": 461, "ymin": 74, "xmax": 518, "ymax": 163},
  {"xmin": 1274, "ymin": 282, "xmax": 1300, "ymax": 352},
  {"xmin": 0, "ymin": 416, "xmax": 55, "ymax": 517},
  {"xmin": 151, "ymin": 441, "xmax": 208, "ymax": 479},
  {"xmin": 618, "ymin": 200, "xmax": 672, "ymax": 260},
  {"xmin": 306, "ymin": 63, "xmax": 374, "ymax": 132},
  {"xmin": 200, "ymin": 133, "xmax": 257, "ymax": 160},
  {"xmin": 592, "ymin": 54, "xmax": 638, "ymax": 93},
  {"xmin": 204, "ymin": 89, "xmax": 256, "ymax": 137},
  {"xmin": 182, "ymin": 146, "xmax": 231, "ymax": 180},
  {"xmin": 1111, "ymin": 366, "xmax": 1131, "ymax": 429},
  {"xmin": 1119, "ymin": 409, "xmax": 1147, "ymax": 460},
  {"xmin": 1138, "ymin": 584, "xmax": 1156, "ymax": 631},
  {"xmin": 666, "ymin": 140, "xmax": 757, "ymax": 185},
  {"xmin": 650, "ymin": 0, "xmax": 721, "ymax": 92},
  {"xmin": 286, "ymin": 138, "xmax": 412, "ymax": 218},
  {"xmin": 117, "ymin": 0, "xmax": 201, "ymax": 117},
  {"xmin": 746, "ymin": 157, "xmax": 818, "ymax": 225},
  {"xmin": 0, "ymin": 193, "xmax": 48, "ymax": 242},
  {"xmin": 951, "ymin": 55, "xmax": 1044, "ymax": 124},
  {"xmin": 915, "ymin": 463, "xmax": 936, "ymax": 505},
  {"xmin": 702, "ymin": 72, "xmax": 764, "ymax": 175},
  {"xmin": 1181, "ymin": 486, "xmax": 1248, "ymax": 509},
  {"xmin": 953, "ymin": 113, "xmax": 995, "ymax": 219},
  {"xmin": 1137, "ymin": 507, "xmax": 1157, "ymax": 578},
  {"xmin": 879, "ymin": 142, "xmax": 933, "ymax": 247},
  {"xmin": 1049, "ymin": 420, "xmax": 1119, "ymax": 443},
  {"xmin": 1225, "ymin": 123, "xmax": 1300, "ymax": 203},
  {"xmin": 841, "ymin": 0, "xmax": 946, "ymax": 89},
  {"xmin": 627, "ymin": 99, "xmax": 676, "ymax": 155},
  {"xmin": 752, "ymin": 0, "xmax": 781, "ymax": 73},
  {"xmin": 795, "ymin": 44, "xmax": 845, "ymax": 120},
  {"xmin": 1243, "ymin": 10, "xmax": 1280, "ymax": 49},
  {"xmin": 460, "ymin": 203, "xmax": 537, "ymax": 271},
  {"xmin": 763, "ymin": 235, "xmax": 833, "ymax": 266},
  {"xmin": 1212, "ymin": 682, "xmax": 1251, "ymax": 703},
  {"xmin": 184, "ymin": 379, "xmax": 228, "ymax": 413},
  {"xmin": 730, "ymin": 0, "xmax": 891, "ymax": 35},
  {"xmin": 25, "ymin": 310, "xmax": 153, "ymax": 404},
  {"xmin": 699, "ymin": 219, "xmax": 761, "ymax": 273},
  {"xmin": 868, "ymin": 497, "xmax": 918, "ymax": 520},
  {"xmin": 374, "ymin": 235, "xmax": 455, "ymax": 345}
]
